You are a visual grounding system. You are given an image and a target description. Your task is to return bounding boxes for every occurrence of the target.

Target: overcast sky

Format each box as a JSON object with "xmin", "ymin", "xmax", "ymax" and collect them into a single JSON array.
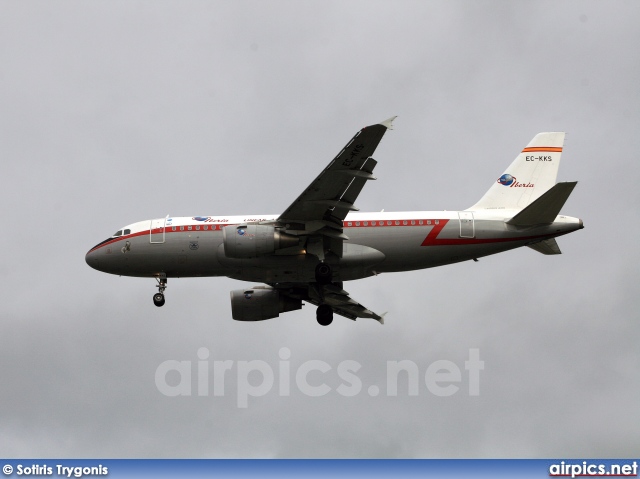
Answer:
[{"xmin": 1, "ymin": 0, "xmax": 638, "ymax": 458}]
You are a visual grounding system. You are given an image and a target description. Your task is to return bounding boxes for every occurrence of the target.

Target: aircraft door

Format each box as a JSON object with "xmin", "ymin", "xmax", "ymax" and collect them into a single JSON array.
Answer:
[
  {"xmin": 458, "ymin": 212, "xmax": 475, "ymax": 238},
  {"xmin": 150, "ymin": 217, "xmax": 166, "ymax": 244}
]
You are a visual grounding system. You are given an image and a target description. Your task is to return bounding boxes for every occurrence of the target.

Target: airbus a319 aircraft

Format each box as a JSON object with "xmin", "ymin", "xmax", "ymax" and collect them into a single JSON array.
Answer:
[{"xmin": 86, "ymin": 117, "xmax": 583, "ymax": 326}]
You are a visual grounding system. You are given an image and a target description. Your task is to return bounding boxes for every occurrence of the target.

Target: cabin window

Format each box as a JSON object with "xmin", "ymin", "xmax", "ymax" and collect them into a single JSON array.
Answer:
[
  {"xmin": 172, "ymin": 226, "xmax": 176, "ymax": 231},
  {"xmin": 347, "ymin": 222, "xmax": 352, "ymax": 227},
  {"xmin": 403, "ymin": 221, "xmax": 408, "ymax": 225},
  {"xmin": 395, "ymin": 221, "xmax": 399, "ymax": 225},
  {"xmin": 427, "ymin": 220, "xmax": 431, "ymax": 225},
  {"xmin": 387, "ymin": 221, "xmax": 392, "ymax": 225},
  {"xmin": 188, "ymin": 226, "xmax": 192, "ymax": 231},
  {"xmin": 411, "ymin": 221, "xmax": 415, "ymax": 225},
  {"xmin": 180, "ymin": 226, "xmax": 184, "ymax": 231},
  {"xmin": 196, "ymin": 225, "xmax": 200, "ymax": 231},
  {"xmin": 419, "ymin": 220, "xmax": 423, "ymax": 225},
  {"xmin": 435, "ymin": 220, "xmax": 439, "ymax": 225},
  {"xmin": 364, "ymin": 222, "xmax": 368, "ymax": 226}
]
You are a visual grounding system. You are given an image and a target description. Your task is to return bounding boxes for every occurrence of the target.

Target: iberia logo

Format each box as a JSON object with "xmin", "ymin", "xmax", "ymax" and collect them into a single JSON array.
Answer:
[
  {"xmin": 498, "ymin": 174, "xmax": 515, "ymax": 186},
  {"xmin": 497, "ymin": 174, "xmax": 534, "ymax": 188}
]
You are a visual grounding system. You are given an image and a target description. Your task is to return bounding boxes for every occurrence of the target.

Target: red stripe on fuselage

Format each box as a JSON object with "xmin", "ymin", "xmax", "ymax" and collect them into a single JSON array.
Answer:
[
  {"xmin": 420, "ymin": 220, "xmax": 449, "ymax": 246},
  {"xmin": 88, "ymin": 218, "xmax": 560, "ymax": 254},
  {"xmin": 87, "ymin": 224, "xmax": 224, "ymax": 253},
  {"xmin": 89, "ymin": 220, "xmax": 441, "ymax": 253},
  {"xmin": 87, "ymin": 230, "xmax": 149, "ymax": 253},
  {"xmin": 420, "ymin": 219, "xmax": 557, "ymax": 246}
]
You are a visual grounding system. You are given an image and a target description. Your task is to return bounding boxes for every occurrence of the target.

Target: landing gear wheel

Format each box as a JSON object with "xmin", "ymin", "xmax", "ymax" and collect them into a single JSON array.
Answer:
[
  {"xmin": 315, "ymin": 262, "xmax": 332, "ymax": 284},
  {"xmin": 316, "ymin": 304, "xmax": 333, "ymax": 326},
  {"xmin": 154, "ymin": 274, "xmax": 167, "ymax": 307},
  {"xmin": 153, "ymin": 293, "xmax": 165, "ymax": 307}
]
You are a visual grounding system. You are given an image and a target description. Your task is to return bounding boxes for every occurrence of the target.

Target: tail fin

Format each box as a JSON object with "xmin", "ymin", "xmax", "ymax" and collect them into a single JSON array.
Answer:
[{"xmin": 468, "ymin": 132, "xmax": 565, "ymax": 211}]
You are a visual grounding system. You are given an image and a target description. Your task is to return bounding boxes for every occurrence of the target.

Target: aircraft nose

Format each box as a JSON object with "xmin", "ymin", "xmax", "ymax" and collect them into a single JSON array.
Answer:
[
  {"xmin": 579, "ymin": 218, "xmax": 584, "ymax": 229},
  {"xmin": 85, "ymin": 247, "xmax": 102, "ymax": 271}
]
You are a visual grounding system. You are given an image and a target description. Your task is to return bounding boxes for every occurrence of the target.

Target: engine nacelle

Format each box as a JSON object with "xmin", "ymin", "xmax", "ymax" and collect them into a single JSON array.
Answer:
[
  {"xmin": 230, "ymin": 287, "xmax": 302, "ymax": 321},
  {"xmin": 222, "ymin": 224, "xmax": 299, "ymax": 258}
]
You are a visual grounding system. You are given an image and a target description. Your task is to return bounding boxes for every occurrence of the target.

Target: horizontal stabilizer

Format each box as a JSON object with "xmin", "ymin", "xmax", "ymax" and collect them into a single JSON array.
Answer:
[
  {"xmin": 507, "ymin": 182, "xmax": 577, "ymax": 226},
  {"xmin": 528, "ymin": 238, "xmax": 562, "ymax": 255}
]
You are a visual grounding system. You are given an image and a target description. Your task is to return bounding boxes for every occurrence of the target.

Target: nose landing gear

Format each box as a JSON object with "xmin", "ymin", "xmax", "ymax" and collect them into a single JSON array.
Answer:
[
  {"xmin": 153, "ymin": 293, "xmax": 165, "ymax": 307},
  {"xmin": 153, "ymin": 275, "xmax": 167, "ymax": 307}
]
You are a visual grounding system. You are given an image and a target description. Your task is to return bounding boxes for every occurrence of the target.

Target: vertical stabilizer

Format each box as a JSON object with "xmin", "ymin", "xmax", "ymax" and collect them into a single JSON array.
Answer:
[{"xmin": 468, "ymin": 132, "xmax": 565, "ymax": 211}]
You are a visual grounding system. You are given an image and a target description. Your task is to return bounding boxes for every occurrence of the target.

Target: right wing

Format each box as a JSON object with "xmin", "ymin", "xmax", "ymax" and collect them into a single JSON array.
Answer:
[
  {"xmin": 273, "ymin": 282, "xmax": 385, "ymax": 324},
  {"xmin": 313, "ymin": 283, "xmax": 385, "ymax": 324}
]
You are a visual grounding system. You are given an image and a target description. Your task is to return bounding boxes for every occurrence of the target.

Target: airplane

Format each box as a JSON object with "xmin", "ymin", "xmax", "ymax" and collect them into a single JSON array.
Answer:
[{"xmin": 85, "ymin": 117, "xmax": 584, "ymax": 326}]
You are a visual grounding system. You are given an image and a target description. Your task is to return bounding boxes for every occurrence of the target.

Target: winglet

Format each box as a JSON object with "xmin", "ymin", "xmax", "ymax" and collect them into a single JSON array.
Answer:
[{"xmin": 379, "ymin": 116, "xmax": 397, "ymax": 130}]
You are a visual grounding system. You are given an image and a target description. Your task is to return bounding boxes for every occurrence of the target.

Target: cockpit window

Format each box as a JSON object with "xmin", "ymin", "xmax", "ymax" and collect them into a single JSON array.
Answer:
[
  {"xmin": 113, "ymin": 230, "xmax": 123, "ymax": 237},
  {"xmin": 124, "ymin": 229, "xmax": 131, "ymax": 235}
]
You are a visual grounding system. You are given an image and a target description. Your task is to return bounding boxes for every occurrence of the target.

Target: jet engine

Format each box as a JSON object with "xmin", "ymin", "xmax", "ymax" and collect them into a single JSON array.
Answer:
[
  {"xmin": 230, "ymin": 286, "xmax": 302, "ymax": 321},
  {"xmin": 222, "ymin": 225, "xmax": 299, "ymax": 258}
]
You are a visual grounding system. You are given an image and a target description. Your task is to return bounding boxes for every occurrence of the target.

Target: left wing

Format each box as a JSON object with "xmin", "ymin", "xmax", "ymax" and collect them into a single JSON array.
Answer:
[{"xmin": 273, "ymin": 117, "xmax": 396, "ymax": 258}]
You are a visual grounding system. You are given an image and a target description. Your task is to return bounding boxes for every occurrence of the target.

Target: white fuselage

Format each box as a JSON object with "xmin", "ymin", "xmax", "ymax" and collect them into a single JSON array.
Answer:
[{"xmin": 85, "ymin": 210, "xmax": 583, "ymax": 284}]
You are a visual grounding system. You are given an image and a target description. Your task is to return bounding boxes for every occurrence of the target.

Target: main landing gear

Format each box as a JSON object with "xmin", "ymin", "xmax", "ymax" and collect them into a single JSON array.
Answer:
[
  {"xmin": 314, "ymin": 262, "xmax": 334, "ymax": 325},
  {"xmin": 153, "ymin": 275, "xmax": 167, "ymax": 307},
  {"xmin": 316, "ymin": 304, "xmax": 333, "ymax": 326}
]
